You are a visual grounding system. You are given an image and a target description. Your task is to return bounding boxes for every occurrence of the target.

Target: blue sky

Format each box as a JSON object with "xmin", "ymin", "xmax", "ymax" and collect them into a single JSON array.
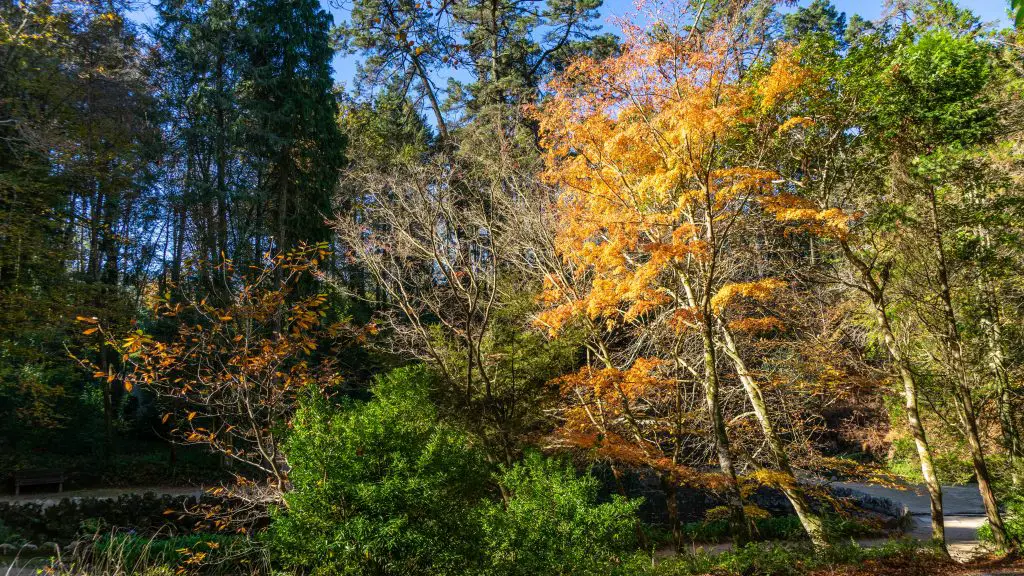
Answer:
[
  {"xmin": 129, "ymin": 0, "xmax": 1012, "ymax": 89},
  {"xmin": 329, "ymin": 0, "xmax": 1012, "ymax": 90}
]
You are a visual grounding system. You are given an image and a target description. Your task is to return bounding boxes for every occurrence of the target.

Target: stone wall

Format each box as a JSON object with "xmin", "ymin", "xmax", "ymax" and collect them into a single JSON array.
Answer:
[
  {"xmin": 595, "ymin": 465, "xmax": 909, "ymax": 529},
  {"xmin": 0, "ymin": 493, "xmax": 210, "ymax": 547}
]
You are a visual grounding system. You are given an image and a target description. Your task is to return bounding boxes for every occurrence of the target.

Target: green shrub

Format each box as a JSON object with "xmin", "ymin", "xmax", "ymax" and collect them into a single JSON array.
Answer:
[
  {"xmin": 267, "ymin": 366, "xmax": 490, "ymax": 576},
  {"xmin": 0, "ymin": 519, "xmax": 25, "ymax": 546},
  {"xmin": 268, "ymin": 366, "xmax": 647, "ymax": 576},
  {"xmin": 978, "ymin": 491, "xmax": 1024, "ymax": 545},
  {"xmin": 479, "ymin": 451, "xmax": 640, "ymax": 576}
]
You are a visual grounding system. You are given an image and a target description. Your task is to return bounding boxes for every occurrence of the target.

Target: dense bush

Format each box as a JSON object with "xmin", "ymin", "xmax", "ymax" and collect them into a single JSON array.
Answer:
[
  {"xmin": 268, "ymin": 366, "xmax": 491, "ymax": 575},
  {"xmin": 269, "ymin": 366, "xmax": 645, "ymax": 576},
  {"xmin": 479, "ymin": 451, "xmax": 640, "ymax": 576}
]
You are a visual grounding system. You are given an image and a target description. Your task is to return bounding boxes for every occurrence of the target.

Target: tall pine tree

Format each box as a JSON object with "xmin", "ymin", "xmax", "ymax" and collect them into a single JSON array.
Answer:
[{"xmin": 242, "ymin": 0, "xmax": 345, "ymax": 253}]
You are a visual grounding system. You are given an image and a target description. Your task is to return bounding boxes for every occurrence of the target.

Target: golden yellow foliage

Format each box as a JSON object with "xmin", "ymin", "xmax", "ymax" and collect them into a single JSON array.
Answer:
[
  {"xmin": 532, "ymin": 0, "xmax": 818, "ymax": 487},
  {"xmin": 711, "ymin": 279, "xmax": 787, "ymax": 314},
  {"xmin": 532, "ymin": 14, "xmax": 812, "ymax": 337}
]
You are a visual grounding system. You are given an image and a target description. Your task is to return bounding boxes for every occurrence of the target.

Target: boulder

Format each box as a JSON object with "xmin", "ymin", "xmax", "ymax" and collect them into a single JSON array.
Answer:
[{"xmin": 40, "ymin": 541, "xmax": 60, "ymax": 554}]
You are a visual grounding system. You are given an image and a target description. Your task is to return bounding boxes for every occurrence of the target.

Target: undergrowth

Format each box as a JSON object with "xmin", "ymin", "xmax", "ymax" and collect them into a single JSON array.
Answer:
[{"xmin": 625, "ymin": 538, "xmax": 942, "ymax": 576}]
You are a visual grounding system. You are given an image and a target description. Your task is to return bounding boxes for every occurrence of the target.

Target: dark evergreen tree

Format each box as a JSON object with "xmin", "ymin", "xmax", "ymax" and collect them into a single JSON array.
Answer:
[
  {"xmin": 0, "ymin": 1, "xmax": 159, "ymax": 457},
  {"xmin": 241, "ymin": 0, "xmax": 345, "ymax": 253},
  {"xmin": 151, "ymin": 0, "xmax": 247, "ymax": 282}
]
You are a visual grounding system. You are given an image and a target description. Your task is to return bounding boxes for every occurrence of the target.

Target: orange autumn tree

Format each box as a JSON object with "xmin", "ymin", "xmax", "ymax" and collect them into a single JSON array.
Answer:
[
  {"xmin": 533, "ymin": 0, "xmax": 829, "ymax": 549},
  {"xmin": 78, "ymin": 245, "xmax": 360, "ymax": 525}
]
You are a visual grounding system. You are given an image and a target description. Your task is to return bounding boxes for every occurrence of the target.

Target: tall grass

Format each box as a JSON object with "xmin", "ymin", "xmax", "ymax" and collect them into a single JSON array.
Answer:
[{"xmin": 2, "ymin": 529, "xmax": 269, "ymax": 576}]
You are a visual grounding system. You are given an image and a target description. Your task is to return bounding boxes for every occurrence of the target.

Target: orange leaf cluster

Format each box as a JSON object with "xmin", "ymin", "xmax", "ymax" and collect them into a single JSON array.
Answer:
[
  {"xmin": 554, "ymin": 358, "xmax": 669, "ymax": 402},
  {"xmin": 760, "ymin": 192, "xmax": 858, "ymax": 240},
  {"xmin": 533, "ymin": 16, "xmax": 812, "ymax": 337},
  {"xmin": 711, "ymin": 279, "xmax": 787, "ymax": 314}
]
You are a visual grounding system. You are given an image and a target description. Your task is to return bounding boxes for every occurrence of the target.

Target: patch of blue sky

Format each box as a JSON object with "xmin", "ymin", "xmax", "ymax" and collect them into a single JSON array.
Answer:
[{"xmin": 125, "ymin": 0, "xmax": 1012, "ymax": 98}]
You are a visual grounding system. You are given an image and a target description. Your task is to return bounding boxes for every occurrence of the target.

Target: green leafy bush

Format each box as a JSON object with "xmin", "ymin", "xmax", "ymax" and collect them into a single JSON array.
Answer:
[
  {"xmin": 269, "ymin": 366, "xmax": 646, "ymax": 576},
  {"xmin": 479, "ymin": 451, "xmax": 640, "ymax": 576},
  {"xmin": 268, "ymin": 366, "xmax": 490, "ymax": 576},
  {"xmin": 978, "ymin": 491, "xmax": 1024, "ymax": 545}
]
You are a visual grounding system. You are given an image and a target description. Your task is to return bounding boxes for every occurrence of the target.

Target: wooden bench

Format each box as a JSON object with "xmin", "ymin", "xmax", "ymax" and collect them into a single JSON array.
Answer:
[{"xmin": 14, "ymin": 469, "xmax": 65, "ymax": 495}]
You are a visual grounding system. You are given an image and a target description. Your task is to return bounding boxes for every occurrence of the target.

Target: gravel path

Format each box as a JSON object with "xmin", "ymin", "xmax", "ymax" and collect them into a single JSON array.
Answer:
[{"xmin": 835, "ymin": 482, "xmax": 993, "ymax": 561}]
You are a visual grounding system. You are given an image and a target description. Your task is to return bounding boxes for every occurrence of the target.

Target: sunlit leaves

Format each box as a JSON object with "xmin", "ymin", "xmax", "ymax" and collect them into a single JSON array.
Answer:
[
  {"xmin": 530, "ymin": 0, "xmax": 818, "ymax": 492},
  {"xmin": 78, "ymin": 244, "xmax": 360, "ymax": 523},
  {"xmin": 533, "ymin": 22, "xmax": 811, "ymax": 336}
]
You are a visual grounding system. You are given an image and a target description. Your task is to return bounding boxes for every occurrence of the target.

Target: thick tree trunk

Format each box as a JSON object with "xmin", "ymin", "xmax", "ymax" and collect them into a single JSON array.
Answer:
[
  {"xmin": 662, "ymin": 475, "xmax": 683, "ymax": 551},
  {"xmin": 719, "ymin": 325, "xmax": 829, "ymax": 550}
]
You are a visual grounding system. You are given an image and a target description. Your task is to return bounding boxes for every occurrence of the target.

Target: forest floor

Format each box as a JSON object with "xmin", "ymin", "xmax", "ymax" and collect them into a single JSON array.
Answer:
[
  {"xmin": 1, "ymin": 482, "xmax": 1008, "ymax": 575},
  {"xmin": 819, "ymin": 556, "xmax": 1024, "ymax": 576}
]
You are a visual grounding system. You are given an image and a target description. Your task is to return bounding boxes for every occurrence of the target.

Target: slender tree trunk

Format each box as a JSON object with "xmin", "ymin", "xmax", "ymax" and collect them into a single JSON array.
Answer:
[
  {"xmin": 871, "ymin": 299, "xmax": 947, "ymax": 546},
  {"xmin": 719, "ymin": 325, "xmax": 829, "ymax": 550},
  {"xmin": 100, "ymin": 348, "xmax": 114, "ymax": 457},
  {"xmin": 959, "ymin": 394, "xmax": 1010, "ymax": 549},
  {"xmin": 840, "ymin": 242, "xmax": 947, "ymax": 548},
  {"xmin": 700, "ymin": 321, "xmax": 750, "ymax": 544},
  {"xmin": 277, "ymin": 149, "xmax": 290, "ymax": 253},
  {"xmin": 977, "ymin": 231, "xmax": 1022, "ymax": 487},
  {"xmin": 172, "ymin": 204, "xmax": 186, "ymax": 286},
  {"xmin": 215, "ymin": 40, "xmax": 229, "ymax": 269},
  {"xmin": 87, "ymin": 187, "xmax": 104, "ymax": 281},
  {"xmin": 926, "ymin": 189, "xmax": 1011, "ymax": 549},
  {"xmin": 988, "ymin": 316, "xmax": 1022, "ymax": 487},
  {"xmin": 409, "ymin": 54, "xmax": 448, "ymax": 141}
]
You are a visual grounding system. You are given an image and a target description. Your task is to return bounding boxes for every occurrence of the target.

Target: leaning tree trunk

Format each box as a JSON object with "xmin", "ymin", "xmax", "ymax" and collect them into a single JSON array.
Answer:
[
  {"xmin": 719, "ymin": 324, "xmax": 829, "ymax": 550},
  {"xmin": 841, "ymin": 242, "xmax": 946, "ymax": 549},
  {"xmin": 926, "ymin": 190, "xmax": 1012, "ymax": 550},
  {"xmin": 700, "ymin": 321, "xmax": 751, "ymax": 545},
  {"xmin": 870, "ymin": 299, "xmax": 947, "ymax": 548},
  {"xmin": 977, "ymin": 230, "xmax": 1023, "ymax": 487}
]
